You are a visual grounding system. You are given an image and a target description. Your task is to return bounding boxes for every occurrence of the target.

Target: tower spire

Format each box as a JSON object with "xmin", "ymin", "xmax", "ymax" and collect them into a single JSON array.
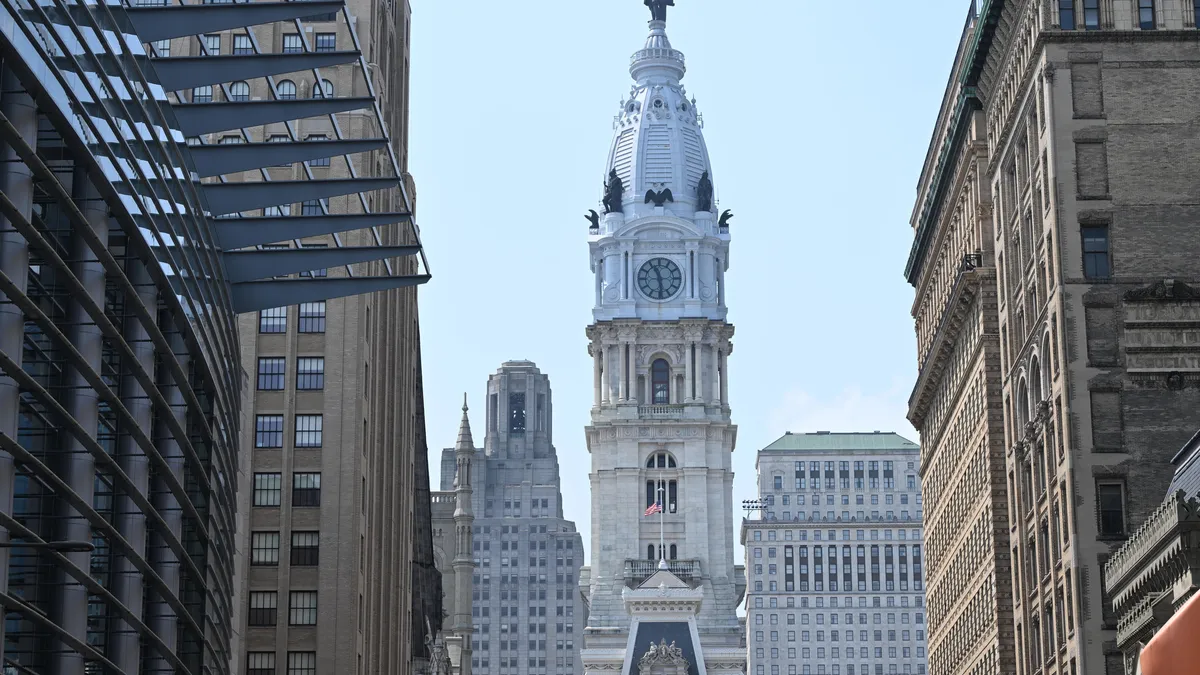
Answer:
[{"xmin": 455, "ymin": 393, "xmax": 474, "ymax": 452}]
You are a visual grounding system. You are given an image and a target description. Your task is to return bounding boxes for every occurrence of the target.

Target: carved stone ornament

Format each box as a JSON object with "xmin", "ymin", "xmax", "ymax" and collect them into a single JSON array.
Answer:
[
  {"xmin": 1167, "ymin": 371, "xmax": 1186, "ymax": 391},
  {"xmin": 976, "ymin": 201, "xmax": 994, "ymax": 220},
  {"xmin": 638, "ymin": 639, "xmax": 689, "ymax": 675},
  {"xmin": 1124, "ymin": 279, "xmax": 1200, "ymax": 302}
]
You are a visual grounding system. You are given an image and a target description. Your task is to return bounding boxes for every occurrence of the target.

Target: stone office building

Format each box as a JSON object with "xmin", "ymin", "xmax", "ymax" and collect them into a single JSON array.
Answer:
[
  {"xmin": 906, "ymin": 2, "xmax": 1200, "ymax": 674},
  {"xmin": 439, "ymin": 362, "xmax": 585, "ymax": 675},
  {"xmin": 742, "ymin": 432, "xmax": 928, "ymax": 675}
]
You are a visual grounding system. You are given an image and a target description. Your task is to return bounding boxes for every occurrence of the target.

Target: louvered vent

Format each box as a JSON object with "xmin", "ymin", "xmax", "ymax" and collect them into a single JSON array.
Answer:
[
  {"xmin": 683, "ymin": 126, "xmax": 706, "ymax": 189},
  {"xmin": 613, "ymin": 129, "xmax": 636, "ymax": 189},
  {"xmin": 643, "ymin": 125, "xmax": 673, "ymax": 187}
]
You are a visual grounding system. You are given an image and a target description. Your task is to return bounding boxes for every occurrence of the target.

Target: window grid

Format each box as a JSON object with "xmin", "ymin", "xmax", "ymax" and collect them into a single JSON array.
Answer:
[
  {"xmin": 314, "ymin": 33, "xmax": 336, "ymax": 51},
  {"xmin": 282, "ymin": 34, "xmax": 303, "ymax": 53},
  {"xmin": 291, "ymin": 531, "xmax": 320, "ymax": 566},
  {"xmin": 251, "ymin": 532, "xmax": 280, "ymax": 566},
  {"xmin": 247, "ymin": 653, "xmax": 276, "ymax": 675},
  {"xmin": 259, "ymin": 306, "xmax": 287, "ymax": 333},
  {"xmin": 295, "ymin": 415, "xmax": 323, "ymax": 447},
  {"xmin": 296, "ymin": 357, "xmax": 325, "ymax": 390},
  {"xmin": 299, "ymin": 302, "xmax": 326, "ymax": 333},
  {"xmin": 229, "ymin": 80, "xmax": 250, "ymax": 102},
  {"xmin": 1083, "ymin": 0, "xmax": 1100, "ymax": 28},
  {"xmin": 299, "ymin": 244, "xmax": 328, "ymax": 277},
  {"xmin": 278, "ymin": 79, "xmax": 297, "ymax": 100},
  {"xmin": 257, "ymin": 357, "xmax": 285, "ymax": 390},
  {"xmin": 248, "ymin": 591, "xmax": 278, "ymax": 626},
  {"xmin": 255, "ymin": 415, "xmax": 284, "ymax": 448},
  {"xmin": 253, "ymin": 473, "xmax": 282, "ymax": 507},
  {"xmin": 305, "ymin": 134, "xmax": 331, "ymax": 166},
  {"xmin": 289, "ymin": 591, "xmax": 318, "ymax": 625},
  {"xmin": 287, "ymin": 652, "xmax": 317, "ymax": 675},
  {"xmin": 233, "ymin": 34, "xmax": 253, "ymax": 54},
  {"xmin": 192, "ymin": 86, "xmax": 212, "ymax": 103},
  {"xmin": 293, "ymin": 473, "xmax": 322, "ymax": 507}
]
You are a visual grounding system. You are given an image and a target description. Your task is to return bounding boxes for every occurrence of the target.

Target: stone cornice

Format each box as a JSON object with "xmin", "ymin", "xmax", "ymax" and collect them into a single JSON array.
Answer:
[
  {"xmin": 908, "ymin": 266, "xmax": 994, "ymax": 427},
  {"xmin": 1106, "ymin": 491, "xmax": 1200, "ymax": 611}
]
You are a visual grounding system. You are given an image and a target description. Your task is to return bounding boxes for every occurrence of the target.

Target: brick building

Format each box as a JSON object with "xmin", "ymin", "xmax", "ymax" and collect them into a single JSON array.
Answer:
[{"xmin": 906, "ymin": 2, "xmax": 1200, "ymax": 674}]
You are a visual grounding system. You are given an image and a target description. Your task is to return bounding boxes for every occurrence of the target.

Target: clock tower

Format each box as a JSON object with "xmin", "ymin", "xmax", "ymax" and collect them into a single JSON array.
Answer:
[{"xmin": 580, "ymin": 5, "xmax": 745, "ymax": 674}]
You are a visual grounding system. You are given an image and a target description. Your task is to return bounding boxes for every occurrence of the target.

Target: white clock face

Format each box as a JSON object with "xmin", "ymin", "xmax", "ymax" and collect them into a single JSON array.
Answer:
[{"xmin": 638, "ymin": 258, "xmax": 683, "ymax": 300}]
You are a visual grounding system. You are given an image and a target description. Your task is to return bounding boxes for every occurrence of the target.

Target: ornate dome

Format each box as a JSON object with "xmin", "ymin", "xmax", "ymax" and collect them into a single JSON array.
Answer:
[{"xmin": 605, "ymin": 19, "xmax": 714, "ymax": 216}]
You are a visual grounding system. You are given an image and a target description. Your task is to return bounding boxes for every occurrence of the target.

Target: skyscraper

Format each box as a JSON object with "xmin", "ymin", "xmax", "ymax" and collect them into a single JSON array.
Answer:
[
  {"xmin": 0, "ymin": 0, "xmax": 425, "ymax": 672},
  {"xmin": 212, "ymin": 0, "xmax": 437, "ymax": 672},
  {"xmin": 742, "ymin": 432, "xmax": 927, "ymax": 675},
  {"xmin": 439, "ymin": 362, "xmax": 584, "ymax": 675},
  {"xmin": 907, "ymin": 3, "xmax": 1200, "ymax": 674},
  {"xmin": 578, "ymin": 4, "xmax": 745, "ymax": 674}
]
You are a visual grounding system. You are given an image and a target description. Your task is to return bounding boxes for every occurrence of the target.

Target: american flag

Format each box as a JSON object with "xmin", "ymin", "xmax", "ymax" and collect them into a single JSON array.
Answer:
[{"xmin": 644, "ymin": 502, "xmax": 662, "ymax": 516}]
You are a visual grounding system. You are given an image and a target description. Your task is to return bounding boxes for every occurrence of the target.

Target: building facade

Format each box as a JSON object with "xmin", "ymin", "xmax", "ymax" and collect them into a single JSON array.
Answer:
[
  {"xmin": 742, "ymin": 432, "xmax": 928, "ymax": 675},
  {"xmin": 0, "ymin": 0, "xmax": 425, "ymax": 672},
  {"xmin": 907, "ymin": 3, "xmax": 1200, "ymax": 675},
  {"xmin": 578, "ymin": 5, "xmax": 745, "ymax": 674},
  {"xmin": 1104, "ymin": 430, "xmax": 1200, "ymax": 674},
  {"xmin": 438, "ymin": 362, "xmax": 584, "ymax": 675},
  {"xmin": 904, "ymin": 7, "xmax": 1015, "ymax": 675},
  {"xmin": 220, "ymin": 0, "xmax": 440, "ymax": 671}
]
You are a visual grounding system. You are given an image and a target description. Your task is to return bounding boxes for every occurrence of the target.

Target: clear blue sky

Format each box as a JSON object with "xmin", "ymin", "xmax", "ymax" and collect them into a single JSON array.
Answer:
[{"xmin": 410, "ymin": 0, "xmax": 970, "ymax": 558}]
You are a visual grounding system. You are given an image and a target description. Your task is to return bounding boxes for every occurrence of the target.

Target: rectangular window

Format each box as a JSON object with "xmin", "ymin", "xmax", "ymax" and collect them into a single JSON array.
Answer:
[
  {"xmin": 233, "ymin": 34, "xmax": 253, "ymax": 54},
  {"xmin": 301, "ymin": 199, "xmax": 326, "ymax": 216},
  {"xmin": 248, "ymin": 591, "xmax": 278, "ymax": 626},
  {"xmin": 299, "ymin": 301, "xmax": 326, "ymax": 333},
  {"xmin": 1139, "ymin": 0, "xmax": 1155, "ymax": 28},
  {"xmin": 291, "ymin": 531, "xmax": 320, "ymax": 565},
  {"xmin": 255, "ymin": 415, "xmax": 284, "ymax": 448},
  {"xmin": 1082, "ymin": 226, "xmax": 1110, "ymax": 279},
  {"xmin": 247, "ymin": 653, "xmax": 276, "ymax": 675},
  {"xmin": 259, "ymin": 306, "xmax": 287, "ymax": 333},
  {"xmin": 287, "ymin": 652, "xmax": 316, "ymax": 675},
  {"xmin": 1083, "ymin": 0, "xmax": 1100, "ymax": 29},
  {"xmin": 1059, "ymin": 0, "xmax": 1075, "ymax": 28},
  {"xmin": 305, "ymin": 134, "xmax": 331, "ymax": 167},
  {"xmin": 192, "ymin": 86, "xmax": 213, "ymax": 103},
  {"xmin": 289, "ymin": 591, "xmax": 318, "ymax": 625},
  {"xmin": 1196, "ymin": 0, "xmax": 1200, "ymax": 27},
  {"xmin": 1097, "ymin": 483, "xmax": 1125, "ymax": 536},
  {"xmin": 293, "ymin": 473, "xmax": 321, "ymax": 507},
  {"xmin": 203, "ymin": 33, "xmax": 220, "ymax": 55},
  {"xmin": 510, "ymin": 393, "xmax": 526, "ymax": 432},
  {"xmin": 299, "ymin": 244, "xmax": 328, "ymax": 278},
  {"xmin": 257, "ymin": 357, "xmax": 285, "ymax": 390},
  {"xmin": 295, "ymin": 415, "xmax": 323, "ymax": 447},
  {"xmin": 314, "ymin": 33, "xmax": 336, "ymax": 52},
  {"xmin": 251, "ymin": 532, "xmax": 280, "ymax": 565},
  {"xmin": 296, "ymin": 357, "xmax": 325, "ymax": 389},
  {"xmin": 253, "ymin": 473, "xmax": 282, "ymax": 507},
  {"xmin": 150, "ymin": 38, "xmax": 170, "ymax": 56},
  {"xmin": 282, "ymin": 34, "xmax": 304, "ymax": 53}
]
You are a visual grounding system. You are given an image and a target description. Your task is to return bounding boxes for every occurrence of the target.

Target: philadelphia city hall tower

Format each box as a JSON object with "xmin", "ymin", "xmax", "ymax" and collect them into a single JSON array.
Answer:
[{"xmin": 579, "ymin": 2, "xmax": 745, "ymax": 674}]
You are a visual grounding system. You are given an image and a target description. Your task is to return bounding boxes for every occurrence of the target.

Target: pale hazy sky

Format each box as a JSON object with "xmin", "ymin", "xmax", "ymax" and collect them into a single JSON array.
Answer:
[{"xmin": 409, "ymin": 0, "xmax": 969, "ymax": 558}]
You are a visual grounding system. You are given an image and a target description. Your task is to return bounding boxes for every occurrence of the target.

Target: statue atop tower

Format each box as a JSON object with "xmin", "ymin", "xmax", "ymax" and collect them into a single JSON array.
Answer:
[{"xmin": 645, "ymin": 0, "xmax": 675, "ymax": 22}]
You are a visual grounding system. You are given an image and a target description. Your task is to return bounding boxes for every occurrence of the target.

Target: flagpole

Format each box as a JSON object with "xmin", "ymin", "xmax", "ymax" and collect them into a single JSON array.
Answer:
[{"xmin": 658, "ymin": 473, "xmax": 667, "ymax": 571}]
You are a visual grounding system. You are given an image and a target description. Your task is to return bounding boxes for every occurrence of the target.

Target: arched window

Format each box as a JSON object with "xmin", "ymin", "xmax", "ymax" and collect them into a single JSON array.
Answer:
[
  {"xmin": 651, "ymin": 359, "xmax": 670, "ymax": 404},
  {"xmin": 1017, "ymin": 379, "xmax": 1030, "ymax": 429},
  {"xmin": 229, "ymin": 80, "xmax": 250, "ymax": 102},
  {"xmin": 646, "ymin": 451, "xmax": 676, "ymax": 469},
  {"xmin": 277, "ymin": 80, "xmax": 297, "ymax": 100},
  {"xmin": 647, "ymin": 545, "xmax": 655, "ymax": 561},
  {"xmin": 312, "ymin": 78, "xmax": 333, "ymax": 98},
  {"xmin": 669, "ymin": 544, "xmax": 677, "ymax": 560},
  {"xmin": 1030, "ymin": 357, "xmax": 1042, "ymax": 405}
]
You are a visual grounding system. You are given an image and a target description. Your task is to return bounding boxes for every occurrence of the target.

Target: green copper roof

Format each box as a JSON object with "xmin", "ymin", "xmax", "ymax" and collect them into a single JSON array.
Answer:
[{"xmin": 762, "ymin": 432, "xmax": 919, "ymax": 453}]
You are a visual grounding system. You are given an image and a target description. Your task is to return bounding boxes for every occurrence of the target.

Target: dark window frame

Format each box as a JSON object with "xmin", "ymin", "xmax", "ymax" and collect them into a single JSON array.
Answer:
[
  {"xmin": 255, "ymin": 414, "xmax": 284, "ymax": 448},
  {"xmin": 259, "ymin": 306, "xmax": 287, "ymax": 333},
  {"xmin": 1097, "ymin": 482, "xmax": 1126, "ymax": 537},
  {"xmin": 296, "ymin": 357, "xmax": 325, "ymax": 390},
  {"xmin": 1139, "ymin": 0, "xmax": 1155, "ymax": 28},
  {"xmin": 314, "ymin": 32, "xmax": 336, "ymax": 52},
  {"xmin": 1059, "ymin": 0, "xmax": 1075, "ymax": 28},
  {"xmin": 291, "ymin": 531, "xmax": 320, "ymax": 566},
  {"xmin": 1082, "ymin": 225, "xmax": 1111, "ymax": 279},
  {"xmin": 257, "ymin": 357, "xmax": 285, "ymax": 390},
  {"xmin": 293, "ymin": 473, "xmax": 321, "ymax": 507},
  {"xmin": 248, "ymin": 591, "xmax": 278, "ymax": 626}
]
